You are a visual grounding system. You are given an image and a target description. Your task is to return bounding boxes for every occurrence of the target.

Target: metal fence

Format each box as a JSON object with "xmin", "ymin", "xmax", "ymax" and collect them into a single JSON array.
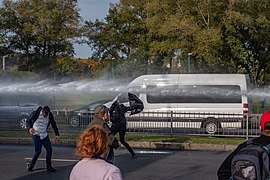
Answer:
[
  {"xmin": 0, "ymin": 110, "xmax": 262, "ymax": 139},
  {"xmin": 52, "ymin": 110, "xmax": 261, "ymax": 138}
]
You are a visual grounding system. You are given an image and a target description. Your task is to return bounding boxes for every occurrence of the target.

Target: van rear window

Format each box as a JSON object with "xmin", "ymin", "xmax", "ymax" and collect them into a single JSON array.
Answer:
[{"xmin": 146, "ymin": 85, "xmax": 242, "ymax": 103}]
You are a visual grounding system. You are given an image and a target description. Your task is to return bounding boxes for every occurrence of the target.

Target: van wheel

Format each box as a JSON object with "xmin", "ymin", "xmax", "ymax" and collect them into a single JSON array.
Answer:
[
  {"xmin": 19, "ymin": 115, "xmax": 28, "ymax": 129},
  {"xmin": 204, "ymin": 120, "xmax": 218, "ymax": 134}
]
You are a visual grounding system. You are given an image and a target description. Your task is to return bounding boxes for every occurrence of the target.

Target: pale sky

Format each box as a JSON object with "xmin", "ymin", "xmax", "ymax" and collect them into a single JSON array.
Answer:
[{"xmin": 75, "ymin": 0, "xmax": 119, "ymax": 58}]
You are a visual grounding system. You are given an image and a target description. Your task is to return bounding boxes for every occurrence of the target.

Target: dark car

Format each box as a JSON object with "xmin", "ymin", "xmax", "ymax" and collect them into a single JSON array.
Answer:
[
  {"xmin": 69, "ymin": 99, "xmax": 112, "ymax": 127},
  {"xmin": 0, "ymin": 93, "xmax": 53, "ymax": 130}
]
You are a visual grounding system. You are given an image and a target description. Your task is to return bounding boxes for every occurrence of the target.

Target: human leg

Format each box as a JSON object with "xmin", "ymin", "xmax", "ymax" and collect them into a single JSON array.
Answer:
[
  {"xmin": 42, "ymin": 135, "xmax": 55, "ymax": 172},
  {"xmin": 111, "ymin": 129, "xmax": 118, "ymax": 136},
  {"xmin": 118, "ymin": 130, "xmax": 136, "ymax": 157},
  {"xmin": 28, "ymin": 135, "xmax": 42, "ymax": 170},
  {"xmin": 106, "ymin": 146, "xmax": 115, "ymax": 164}
]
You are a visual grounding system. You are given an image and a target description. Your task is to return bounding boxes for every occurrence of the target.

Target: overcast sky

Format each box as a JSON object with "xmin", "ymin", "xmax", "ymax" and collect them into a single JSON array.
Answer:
[{"xmin": 75, "ymin": 0, "xmax": 119, "ymax": 58}]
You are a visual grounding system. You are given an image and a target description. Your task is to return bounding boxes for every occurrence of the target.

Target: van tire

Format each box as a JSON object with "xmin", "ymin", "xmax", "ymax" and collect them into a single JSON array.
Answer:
[{"xmin": 203, "ymin": 120, "xmax": 219, "ymax": 134}]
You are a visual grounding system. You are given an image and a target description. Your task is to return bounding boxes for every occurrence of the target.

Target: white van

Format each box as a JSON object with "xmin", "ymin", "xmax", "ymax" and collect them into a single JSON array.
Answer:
[{"xmin": 111, "ymin": 74, "xmax": 252, "ymax": 134}]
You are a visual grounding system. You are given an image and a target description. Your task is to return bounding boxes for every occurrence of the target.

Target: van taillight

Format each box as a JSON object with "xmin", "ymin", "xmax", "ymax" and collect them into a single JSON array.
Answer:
[{"xmin": 243, "ymin": 103, "xmax": 249, "ymax": 118}]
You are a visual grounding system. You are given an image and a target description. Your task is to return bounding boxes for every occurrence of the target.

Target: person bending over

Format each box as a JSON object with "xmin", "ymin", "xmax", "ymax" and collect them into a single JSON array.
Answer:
[{"xmin": 26, "ymin": 106, "xmax": 60, "ymax": 172}]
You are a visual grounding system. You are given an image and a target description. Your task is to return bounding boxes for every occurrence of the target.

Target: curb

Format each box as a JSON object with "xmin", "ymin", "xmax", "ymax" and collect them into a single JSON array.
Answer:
[
  {"xmin": 128, "ymin": 141, "xmax": 236, "ymax": 151},
  {"xmin": 0, "ymin": 137, "xmax": 237, "ymax": 152}
]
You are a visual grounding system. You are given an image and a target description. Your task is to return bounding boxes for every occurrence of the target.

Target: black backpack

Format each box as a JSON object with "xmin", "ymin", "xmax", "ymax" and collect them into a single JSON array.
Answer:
[
  {"xmin": 109, "ymin": 101, "xmax": 124, "ymax": 124},
  {"xmin": 231, "ymin": 139, "xmax": 270, "ymax": 180}
]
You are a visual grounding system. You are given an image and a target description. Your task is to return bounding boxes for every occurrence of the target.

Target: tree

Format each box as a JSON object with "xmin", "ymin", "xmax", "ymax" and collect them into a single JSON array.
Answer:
[
  {"xmin": 222, "ymin": 0, "xmax": 270, "ymax": 86},
  {"xmin": 145, "ymin": 0, "xmax": 229, "ymax": 73},
  {"xmin": 0, "ymin": 0, "xmax": 82, "ymax": 74},
  {"xmin": 83, "ymin": 0, "xmax": 152, "ymax": 75},
  {"xmin": 53, "ymin": 56, "xmax": 108, "ymax": 79}
]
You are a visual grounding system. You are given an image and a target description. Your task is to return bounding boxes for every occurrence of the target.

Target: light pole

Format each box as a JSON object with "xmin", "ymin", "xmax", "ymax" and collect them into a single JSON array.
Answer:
[
  {"xmin": 111, "ymin": 57, "xmax": 115, "ymax": 77},
  {"xmin": 187, "ymin": 53, "xmax": 192, "ymax": 74},
  {"xmin": 2, "ymin": 55, "xmax": 8, "ymax": 70}
]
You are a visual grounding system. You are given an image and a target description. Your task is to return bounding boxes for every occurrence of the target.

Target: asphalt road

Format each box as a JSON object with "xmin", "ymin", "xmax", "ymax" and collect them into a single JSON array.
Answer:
[{"xmin": 0, "ymin": 144, "xmax": 230, "ymax": 180}]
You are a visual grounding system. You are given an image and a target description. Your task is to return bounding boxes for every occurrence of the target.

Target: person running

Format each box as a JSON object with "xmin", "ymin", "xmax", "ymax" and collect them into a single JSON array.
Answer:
[
  {"xmin": 26, "ymin": 106, "xmax": 60, "ymax": 172},
  {"xmin": 109, "ymin": 101, "xmax": 137, "ymax": 158}
]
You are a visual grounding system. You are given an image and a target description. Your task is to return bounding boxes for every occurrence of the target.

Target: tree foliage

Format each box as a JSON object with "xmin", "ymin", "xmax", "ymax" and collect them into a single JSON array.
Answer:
[
  {"xmin": 84, "ymin": 0, "xmax": 270, "ymax": 85},
  {"xmin": 1, "ymin": 0, "xmax": 270, "ymax": 85},
  {"xmin": 53, "ymin": 56, "xmax": 107, "ymax": 79},
  {"xmin": 0, "ymin": 0, "xmax": 81, "ymax": 74}
]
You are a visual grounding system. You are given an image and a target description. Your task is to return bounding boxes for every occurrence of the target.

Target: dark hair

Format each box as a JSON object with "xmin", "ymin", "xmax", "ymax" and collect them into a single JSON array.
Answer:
[
  {"xmin": 43, "ymin": 106, "xmax": 50, "ymax": 114},
  {"xmin": 265, "ymin": 122, "xmax": 270, "ymax": 130},
  {"xmin": 262, "ymin": 122, "xmax": 270, "ymax": 136}
]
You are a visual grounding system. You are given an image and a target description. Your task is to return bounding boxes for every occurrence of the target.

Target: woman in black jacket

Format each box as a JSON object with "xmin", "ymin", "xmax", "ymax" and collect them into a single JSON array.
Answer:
[{"xmin": 109, "ymin": 101, "xmax": 137, "ymax": 158}]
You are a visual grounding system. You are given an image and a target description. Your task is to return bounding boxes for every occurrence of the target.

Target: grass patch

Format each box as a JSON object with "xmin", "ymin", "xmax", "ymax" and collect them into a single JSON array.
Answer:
[
  {"xmin": 124, "ymin": 135, "xmax": 245, "ymax": 145},
  {"xmin": 0, "ymin": 130, "xmax": 246, "ymax": 145}
]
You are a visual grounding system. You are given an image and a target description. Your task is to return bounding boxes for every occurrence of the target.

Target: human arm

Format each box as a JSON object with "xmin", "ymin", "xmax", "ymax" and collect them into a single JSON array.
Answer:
[
  {"xmin": 108, "ymin": 129, "xmax": 119, "ymax": 149},
  {"xmin": 26, "ymin": 112, "xmax": 34, "ymax": 131},
  {"xmin": 217, "ymin": 152, "xmax": 234, "ymax": 180},
  {"xmin": 26, "ymin": 106, "xmax": 42, "ymax": 132},
  {"xmin": 48, "ymin": 112, "xmax": 60, "ymax": 137},
  {"xmin": 26, "ymin": 107, "xmax": 43, "ymax": 135},
  {"xmin": 217, "ymin": 143, "xmax": 245, "ymax": 180},
  {"xmin": 54, "ymin": 135, "xmax": 60, "ymax": 143},
  {"xmin": 28, "ymin": 128, "xmax": 35, "ymax": 135},
  {"xmin": 103, "ymin": 122, "xmax": 119, "ymax": 149},
  {"xmin": 120, "ymin": 104, "xmax": 131, "ymax": 113}
]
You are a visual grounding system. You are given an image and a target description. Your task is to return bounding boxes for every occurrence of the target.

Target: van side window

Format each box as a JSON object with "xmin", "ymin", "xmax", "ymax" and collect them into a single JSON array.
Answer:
[{"xmin": 146, "ymin": 85, "xmax": 242, "ymax": 103}]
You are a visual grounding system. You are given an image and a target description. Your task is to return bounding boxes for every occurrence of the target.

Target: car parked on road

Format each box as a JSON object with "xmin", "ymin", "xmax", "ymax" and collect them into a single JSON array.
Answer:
[
  {"xmin": 0, "ymin": 93, "xmax": 53, "ymax": 130},
  {"xmin": 69, "ymin": 99, "xmax": 111, "ymax": 127}
]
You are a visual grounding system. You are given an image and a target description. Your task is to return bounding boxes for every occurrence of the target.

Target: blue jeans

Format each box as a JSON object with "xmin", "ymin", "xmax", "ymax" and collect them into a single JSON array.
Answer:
[{"xmin": 30, "ymin": 135, "xmax": 52, "ymax": 168}]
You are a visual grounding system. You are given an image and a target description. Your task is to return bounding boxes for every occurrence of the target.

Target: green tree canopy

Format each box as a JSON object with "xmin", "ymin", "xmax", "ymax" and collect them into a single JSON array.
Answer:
[{"xmin": 0, "ymin": 0, "xmax": 82, "ymax": 73}]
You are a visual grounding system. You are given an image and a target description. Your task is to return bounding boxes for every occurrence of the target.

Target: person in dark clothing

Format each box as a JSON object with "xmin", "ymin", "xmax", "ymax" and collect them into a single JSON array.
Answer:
[
  {"xmin": 88, "ymin": 104, "xmax": 119, "ymax": 163},
  {"xmin": 110, "ymin": 101, "xmax": 137, "ymax": 158},
  {"xmin": 26, "ymin": 106, "xmax": 60, "ymax": 172},
  {"xmin": 217, "ymin": 110, "xmax": 270, "ymax": 180}
]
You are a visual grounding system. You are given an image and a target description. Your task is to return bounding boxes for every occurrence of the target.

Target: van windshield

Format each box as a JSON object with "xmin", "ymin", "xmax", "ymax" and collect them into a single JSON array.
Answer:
[{"xmin": 146, "ymin": 85, "xmax": 242, "ymax": 103}]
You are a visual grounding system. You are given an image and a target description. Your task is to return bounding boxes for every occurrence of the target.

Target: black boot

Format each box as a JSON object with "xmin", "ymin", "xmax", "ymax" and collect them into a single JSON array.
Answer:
[
  {"xmin": 47, "ymin": 166, "xmax": 56, "ymax": 172},
  {"xmin": 132, "ymin": 153, "xmax": 138, "ymax": 158},
  {"xmin": 27, "ymin": 162, "xmax": 33, "ymax": 171}
]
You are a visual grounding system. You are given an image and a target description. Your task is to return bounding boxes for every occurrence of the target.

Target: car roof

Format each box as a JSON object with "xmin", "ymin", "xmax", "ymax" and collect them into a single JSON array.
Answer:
[{"xmin": 77, "ymin": 99, "xmax": 111, "ymax": 111}]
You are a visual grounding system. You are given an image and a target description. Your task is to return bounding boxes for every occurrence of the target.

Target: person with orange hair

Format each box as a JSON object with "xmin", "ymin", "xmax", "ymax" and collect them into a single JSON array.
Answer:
[{"xmin": 69, "ymin": 124, "xmax": 123, "ymax": 180}]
